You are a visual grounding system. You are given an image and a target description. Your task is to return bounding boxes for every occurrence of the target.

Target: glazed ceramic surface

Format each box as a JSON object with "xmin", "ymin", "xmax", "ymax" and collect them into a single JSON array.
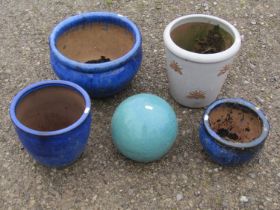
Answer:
[
  {"xmin": 10, "ymin": 80, "xmax": 91, "ymax": 167},
  {"xmin": 164, "ymin": 14, "xmax": 241, "ymax": 108},
  {"xmin": 49, "ymin": 12, "xmax": 142, "ymax": 97},
  {"xmin": 111, "ymin": 93, "xmax": 178, "ymax": 162},
  {"xmin": 199, "ymin": 98, "xmax": 269, "ymax": 166}
]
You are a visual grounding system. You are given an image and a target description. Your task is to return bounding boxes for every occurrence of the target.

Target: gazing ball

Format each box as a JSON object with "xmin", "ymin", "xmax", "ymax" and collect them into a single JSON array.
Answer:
[{"xmin": 111, "ymin": 93, "xmax": 178, "ymax": 162}]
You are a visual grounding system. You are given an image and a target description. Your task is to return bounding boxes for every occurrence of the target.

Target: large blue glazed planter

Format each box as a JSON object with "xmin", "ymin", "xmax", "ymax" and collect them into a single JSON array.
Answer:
[
  {"xmin": 111, "ymin": 93, "xmax": 178, "ymax": 162},
  {"xmin": 10, "ymin": 80, "xmax": 91, "ymax": 167},
  {"xmin": 199, "ymin": 98, "xmax": 270, "ymax": 166},
  {"xmin": 49, "ymin": 12, "xmax": 142, "ymax": 97}
]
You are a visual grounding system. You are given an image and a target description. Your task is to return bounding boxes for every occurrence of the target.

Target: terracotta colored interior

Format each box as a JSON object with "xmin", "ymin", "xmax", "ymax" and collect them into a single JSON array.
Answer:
[
  {"xmin": 209, "ymin": 104, "xmax": 262, "ymax": 142},
  {"xmin": 16, "ymin": 86, "xmax": 85, "ymax": 131},
  {"xmin": 171, "ymin": 22, "xmax": 234, "ymax": 53},
  {"xmin": 56, "ymin": 23, "xmax": 134, "ymax": 63}
]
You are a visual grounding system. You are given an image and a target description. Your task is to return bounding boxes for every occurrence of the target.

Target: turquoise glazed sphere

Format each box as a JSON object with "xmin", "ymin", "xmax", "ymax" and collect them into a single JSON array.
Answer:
[{"xmin": 111, "ymin": 93, "xmax": 178, "ymax": 162}]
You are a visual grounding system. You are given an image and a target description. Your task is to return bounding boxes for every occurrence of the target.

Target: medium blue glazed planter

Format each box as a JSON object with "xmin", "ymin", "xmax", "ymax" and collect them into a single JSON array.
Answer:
[
  {"xmin": 199, "ymin": 98, "xmax": 270, "ymax": 166},
  {"xmin": 111, "ymin": 93, "xmax": 178, "ymax": 162},
  {"xmin": 49, "ymin": 12, "xmax": 142, "ymax": 97},
  {"xmin": 10, "ymin": 80, "xmax": 91, "ymax": 168}
]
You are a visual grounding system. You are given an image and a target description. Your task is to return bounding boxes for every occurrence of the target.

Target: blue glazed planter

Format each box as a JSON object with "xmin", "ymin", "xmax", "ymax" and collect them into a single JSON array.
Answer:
[
  {"xmin": 199, "ymin": 98, "xmax": 270, "ymax": 166},
  {"xmin": 49, "ymin": 12, "xmax": 142, "ymax": 97},
  {"xmin": 10, "ymin": 80, "xmax": 91, "ymax": 167},
  {"xmin": 111, "ymin": 93, "xmax": 178, "ymax": 162}
]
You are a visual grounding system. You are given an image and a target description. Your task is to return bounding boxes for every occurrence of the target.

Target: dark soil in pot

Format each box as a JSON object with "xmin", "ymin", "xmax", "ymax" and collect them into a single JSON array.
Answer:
[
  {"xmin": 209, "ymin": 103, "xmax": 262, "ymax": 142},
  {"xmin": 171, "ymin": 22, "xmax": 233, "ymax": 54},
  {"xmin": 16, "ymin": 86, "xmax": 85, "ymax": 131},
  {"xmin": 56, "ymin": 23, "xmax": 134, "ymax": 63}
]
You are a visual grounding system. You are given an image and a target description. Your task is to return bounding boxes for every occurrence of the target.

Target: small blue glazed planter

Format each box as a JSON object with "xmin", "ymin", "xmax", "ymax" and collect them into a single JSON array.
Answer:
[
  {"xmin": 49, "ymin": 12, "xmax": 142, "ymax": 97},
  {"xmin": 10, "ymin": 80, "xmax": 91, "ymax": 168},
  {"xmin": 199, "ymin": 98, "xmax": 269, "ymax": 166}
]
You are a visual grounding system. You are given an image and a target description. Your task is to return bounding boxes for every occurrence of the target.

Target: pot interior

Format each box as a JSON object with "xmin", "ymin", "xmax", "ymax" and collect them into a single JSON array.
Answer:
[
  {"xmin": 209, "ymin": 103, "xmax": 262, "ymax": 142},
  {"xmin": 171, "ymin": 22, "xmax": 234, "ymax": 54},
  {"xmin": 16, "ymin": 86, "xmax": 85, "ymax": 131},
  {"xmin": 56, "ymin": 23, "xmax": 134, "ymax": 63}
]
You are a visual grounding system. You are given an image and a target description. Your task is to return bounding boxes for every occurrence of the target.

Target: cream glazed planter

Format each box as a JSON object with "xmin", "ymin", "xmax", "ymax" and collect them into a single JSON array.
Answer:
[{"xmin": 163, "ymin": 14, "xmax": 241, "ymax": 108}]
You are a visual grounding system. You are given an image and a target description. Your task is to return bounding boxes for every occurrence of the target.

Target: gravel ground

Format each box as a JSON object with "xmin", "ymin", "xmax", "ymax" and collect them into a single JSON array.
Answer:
[{"xmin": 1, "ymin": 0, "xmax": 280, "ymax": 209}]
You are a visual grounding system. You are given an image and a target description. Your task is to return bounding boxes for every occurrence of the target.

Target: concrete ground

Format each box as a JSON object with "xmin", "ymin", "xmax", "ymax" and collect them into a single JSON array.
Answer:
[{"xmin": 1, "ymin": 0, "xmax": 279, "ymax": 209}]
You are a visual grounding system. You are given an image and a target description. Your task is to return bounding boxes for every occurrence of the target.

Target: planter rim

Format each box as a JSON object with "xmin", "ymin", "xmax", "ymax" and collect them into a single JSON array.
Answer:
[
  {"xmin": 203, "ymin": 98, "xmax": 270, "ymax": 149},
  {"xmin": 163, "ymin": 14, "xmax": 241, "ymax": 63},
  {"xmin": 10, "ymin": 80, "xmax": 91, "ymax": 136},
  {"xmin": 49, "ymin": 11, "xmax": 142, "ymax": 73}
]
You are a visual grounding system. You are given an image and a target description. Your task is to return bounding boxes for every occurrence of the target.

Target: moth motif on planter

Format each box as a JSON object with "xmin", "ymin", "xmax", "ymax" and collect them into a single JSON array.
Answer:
[
  {"xmin": 169, "ymin": 60, "xmax": 183, "ymax": 75},
  {"xmin": 217, "ymin": 64, "xmax": 230, "ymax": 76},
  {"xmin": 187, "ymin": 90, "xmax": 206, "ymax": 99}
]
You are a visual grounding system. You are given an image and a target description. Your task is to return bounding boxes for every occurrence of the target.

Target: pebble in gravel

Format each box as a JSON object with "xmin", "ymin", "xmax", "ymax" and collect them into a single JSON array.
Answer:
[
  {"xmin": 240, "ymin": 196, "xmax": 249, "ymax": 203},
  {"xmin": 194, "ymin": 191, "xmax": 201, "ymax": 196},
  {"xmin": 251, "ymin": 20, "xmax": 257, "ymax": 25},
  {"xmin": 256, "ymin": 96, "xmax": 265, "ymax": 104},
  {"xmin": 248, "ymin": 173, "xmax": 257, "ymax": 179},
  {"xmin": 176, "ymin": 193, "xmax": 183, "ymax": 201}
]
